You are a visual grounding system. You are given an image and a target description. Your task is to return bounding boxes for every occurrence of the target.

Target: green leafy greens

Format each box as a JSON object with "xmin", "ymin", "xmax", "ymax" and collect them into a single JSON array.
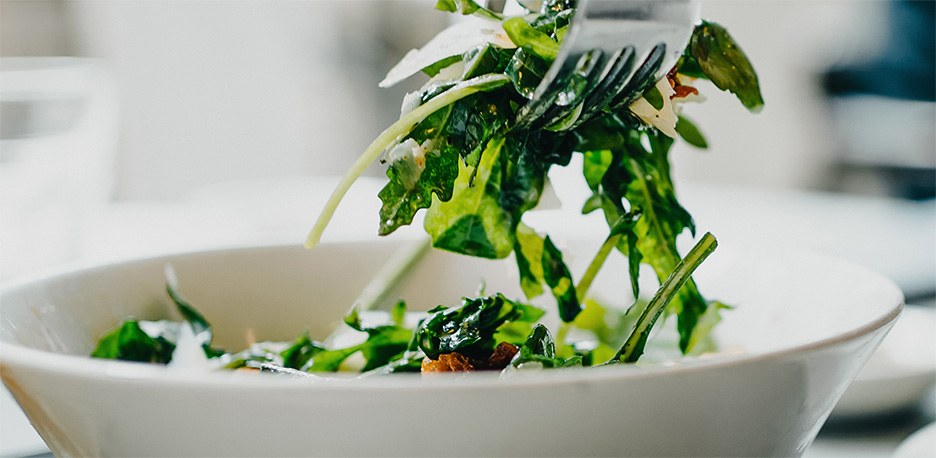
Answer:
[
  {"xmin": 95, "ymin": 1, "xmax": 763, "ymax": 374},
  {"xmin": 307, "ymin": 0, "xmax": 761, "ymax": 354}
]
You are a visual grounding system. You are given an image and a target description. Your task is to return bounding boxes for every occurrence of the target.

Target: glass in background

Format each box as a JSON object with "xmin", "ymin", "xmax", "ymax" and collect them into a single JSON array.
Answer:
[{"xmin": 0, "ymin": 58, "xmax": 119, "ymax": 280}]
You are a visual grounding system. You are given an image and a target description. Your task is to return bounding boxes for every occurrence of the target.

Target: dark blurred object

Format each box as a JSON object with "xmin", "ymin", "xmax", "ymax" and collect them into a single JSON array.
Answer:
[
  {"xmin": 821, "ymin": 0, "xmax": 935, "ymax": 200},
  {"xmin": 823, "ymin": 0, "xmax": 935, "ymax": 102}
]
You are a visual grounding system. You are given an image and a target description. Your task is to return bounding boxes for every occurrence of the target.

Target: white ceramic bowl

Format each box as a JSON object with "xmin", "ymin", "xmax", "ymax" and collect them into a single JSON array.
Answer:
[{"xmin": 0, "ymin": 239, "xmax": 902, "ymax": 457}]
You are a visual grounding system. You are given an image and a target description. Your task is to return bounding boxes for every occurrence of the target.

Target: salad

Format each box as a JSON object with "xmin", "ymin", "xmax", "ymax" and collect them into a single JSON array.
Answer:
[{"xmin": 92, "ymin": 0, "xmax": 762, "ymax": 375}]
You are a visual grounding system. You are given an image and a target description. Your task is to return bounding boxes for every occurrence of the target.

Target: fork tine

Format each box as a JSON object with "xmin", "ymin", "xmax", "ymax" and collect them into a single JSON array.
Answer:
[
  {"xmin": 611, "ymin": 43, "xmax": 667, "ymax": 110},
  {"xmin": 516, "ymin": 49, "xmax": 602, "ymax": 130},
  {"xmin": 514, "ymin": 0, "xmax": 697, "ymax": 131},
  {"xmin": 533, "ymin": 49, "xmax": 608, "ymax": 130},
  {"xmin": 569, "ymin": 46, "xmax": 636, "ymax": 128}
]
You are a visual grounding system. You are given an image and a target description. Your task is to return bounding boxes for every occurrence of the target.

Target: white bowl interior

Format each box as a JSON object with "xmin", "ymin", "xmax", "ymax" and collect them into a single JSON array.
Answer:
[{"xmin": 1, "ymin": 237, "xmax": 901, "ymax": 365}]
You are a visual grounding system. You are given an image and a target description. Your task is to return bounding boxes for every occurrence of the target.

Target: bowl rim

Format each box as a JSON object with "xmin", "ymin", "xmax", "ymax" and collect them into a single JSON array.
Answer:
[{"xmin": 0, "ymin": 240, "xmax": 905, "ymax": 391}]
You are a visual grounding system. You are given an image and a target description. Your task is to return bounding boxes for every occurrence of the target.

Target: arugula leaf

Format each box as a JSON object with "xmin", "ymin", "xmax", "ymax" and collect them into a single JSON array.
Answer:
[
  {"xmin": 91, "ymin": 320, "xmax": 175, "ymax": 363},
  {"xmin": 166, "ymin": 281, "xmax": 209, "ymax": 337},
  {"xmin": 306, "ymin": 305, "xmax": 415, "ymax": 372},
  {"xmin": 306, "ymin": 74, "xmax": 509, "ymax": 249},
  {"xmin": 572, "ymin": 299, "xmax": 643, "ymax": 352},
  {"xmin": 378, "ymin": 139, "xmax": 459, "ymax": 236},
  {"xmin": 611, "ymin": 233, "xmax": 717, "ymax": 363},
  {"xmin": 166, "ymin": 280, "xmax": 224, "ymax": 357},
  {"xmin": 689, "ymin": 21, "xmax": 764, "ymax": 112},
  {"xmin": 357, "ymin": 326, "xmax": 414, "ymax": 372},
  {"xmin": 686, "ymin": 301, "xmax": 731, "ymax": 356},
  {"xmin": 303, "ymin": 346, "xmax": 364, "ymax": 372}
]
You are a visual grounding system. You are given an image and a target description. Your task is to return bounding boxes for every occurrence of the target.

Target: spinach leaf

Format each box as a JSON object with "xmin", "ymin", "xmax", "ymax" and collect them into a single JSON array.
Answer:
[
  {"xmin": 505, "ymin": 46, "xmax": 551, "ymax": 99},
  {"xmin": 361, "ymin": 350, "xmax": 426, "ymax": 375},
  {"xmin": 510, "ymin": 324, "xmax": 582, "ymax": 368},
  {"xmin": 422, "ymin": 55, "xmax": 462, "ymax": 78},
  {"xmin": 223, "ymin": 333, "xmax": 327, "ymax": 370},
  {"xmin": 91, "ymin": 320, "xmax": 175, "ymax": 363},
  {"xmin": 689, "ymin": 21, "xmax": 764, "ymax": 112},
  {"xmin": 643, "ymin": 86, "xmax": 665, "ymax": 111},
  {"xmin": 424, "ymin": 137, "xmax": 515, "ymax": 258},
  {"xmin": 511, "ymin": 323, "xmax": 555, "ymax": 366},
  {"xmin": 542, "ymin": 236, "xmax": 580, "ymax": 322},
  {"xmin": 435, "ymin": 0, "xmax": 502, "ymax": 20},
  {"xmin": 513, "ymin": 223, "xmax": 546, "ymax": 299},
  {"xmin": 417, "ymin": 293, "xmax": 543, "ymax": 360},
  {"xmin": 675, "ymin": 115, "xmax": 708, "ymax": 149},
  {"xmin": 502, "ymin": 17, "xmax": 559, "ymax": 62},
  {"xmin": 511, "ymin": 224, "xmax": 581, "ymax": 322},
  {"xmin": 280, "ymin": 332, "xmax": 326, "ymax": 369},
  {"xmin": 462, "ymin": 45, "xmax": 511, "ymax": 80}
]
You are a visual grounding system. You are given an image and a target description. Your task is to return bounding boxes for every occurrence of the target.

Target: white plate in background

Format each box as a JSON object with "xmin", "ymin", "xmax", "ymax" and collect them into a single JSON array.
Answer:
[
  {"xmin": 894, "ymin": 422, "xmax": 936, "ymax": 458},
  {"xmin": 832, "ymin": 305, "xmax": 936, "ymax": 418}
]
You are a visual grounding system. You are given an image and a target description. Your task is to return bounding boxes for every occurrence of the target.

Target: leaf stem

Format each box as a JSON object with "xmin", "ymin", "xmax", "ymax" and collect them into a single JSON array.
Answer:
[
  {"xmin": 611, "ymin": 232, "xmax": 717, "ymax": 364},
  {"xmin": 575, "ymin": 232, "xmax": 622, "ymax": 303},
  {"xmin": 305, "ymin": 74, "xmax": 509, "ymax": 249},
  {"xmin": 349, "ymin": 237, "xmax": 432, "ymax": 314}
]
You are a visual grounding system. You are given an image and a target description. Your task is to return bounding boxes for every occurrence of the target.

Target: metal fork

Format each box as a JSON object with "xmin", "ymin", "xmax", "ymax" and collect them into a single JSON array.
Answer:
[{"xmin": 515, "ymin": 0, "xmax": 700, "ymax": 130}]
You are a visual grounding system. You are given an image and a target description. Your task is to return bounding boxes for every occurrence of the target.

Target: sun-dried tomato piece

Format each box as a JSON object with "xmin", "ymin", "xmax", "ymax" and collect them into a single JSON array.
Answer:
[
  {"xmin": 483, "ymin": 342, "xmax": 519, "ymax": 370},
  {"xmin": 666, "ymin": 71, "xmax": 700, "ymax": 100},
  {"xmin": 421, "ymin": 342, "xmax": 520, "ymax": 373},
  {"xmin": 673, "ymin": 85, "xmax": 699, "ymax": 99},
  {"xmin": 421, "ymin": 352, "xmax": 475, "ymax": 373}
]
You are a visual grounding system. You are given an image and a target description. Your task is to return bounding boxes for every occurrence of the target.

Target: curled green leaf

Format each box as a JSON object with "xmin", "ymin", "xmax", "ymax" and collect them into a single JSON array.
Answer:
[
  {"xmin": 675, "ymin": 115, "xmax": 708, "ymax": 149},
  {"xmin": 502, "ymin": 17, "xmax": 560, "ymax": 62},
  {"xmin": 542, "ymin": 236, "xmax": 581, "ymax": 322},
  {"xmin": 689, "ymin": 21, "xmax": 764, "ymax": 112}
]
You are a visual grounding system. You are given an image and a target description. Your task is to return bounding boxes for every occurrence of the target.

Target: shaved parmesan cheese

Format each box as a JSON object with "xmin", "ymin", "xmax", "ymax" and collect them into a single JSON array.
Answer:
[
  {"xmin": 629, "ymin": 78, "xmax": 678, "ymax": 138},
  {"xmin": 379, "ymin": 18, "xmax": 515, "ymax": 88},
  {"xmin": 168, "ymin": 324, "xmax": 211, "ymax": 371},
  {"xmin": 386, "ymin": 138, "xmax": 429, "ymax": 190}
]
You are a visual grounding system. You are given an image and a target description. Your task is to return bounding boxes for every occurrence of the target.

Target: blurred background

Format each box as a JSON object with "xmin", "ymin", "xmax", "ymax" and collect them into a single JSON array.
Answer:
[{"xmin": 1, "ymin": 0, "xmax": 933, "ymax": 456}]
